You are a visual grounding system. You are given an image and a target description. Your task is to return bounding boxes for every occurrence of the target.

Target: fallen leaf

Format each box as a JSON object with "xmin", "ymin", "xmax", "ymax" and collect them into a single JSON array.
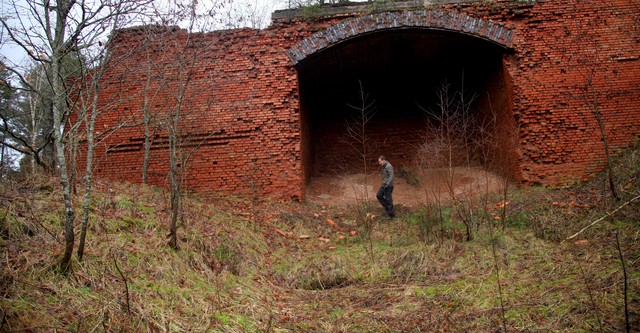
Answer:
[{"xmin": 495, "ymin": 200, "xmax": 510, "ymax": 209}]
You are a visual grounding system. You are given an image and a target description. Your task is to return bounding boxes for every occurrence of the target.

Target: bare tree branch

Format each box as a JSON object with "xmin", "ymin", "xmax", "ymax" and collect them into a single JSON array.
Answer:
[{"xmin": 565, "ymin": 194, "xmax": 640, "ymax": 241}]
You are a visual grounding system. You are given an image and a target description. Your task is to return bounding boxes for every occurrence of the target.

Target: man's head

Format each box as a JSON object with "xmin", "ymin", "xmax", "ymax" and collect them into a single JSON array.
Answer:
[{"xmin": 378, "ymin": 155, "xmax": 387, "ymax": 166}]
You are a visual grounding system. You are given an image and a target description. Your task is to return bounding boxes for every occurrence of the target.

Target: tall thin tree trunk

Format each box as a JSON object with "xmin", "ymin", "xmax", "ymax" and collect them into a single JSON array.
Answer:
[
  {"xmin": 167, "ymin": 113, "xmax": 180, "ymax": 249},
  {"xmin": 1, "ymin": 143, "xmax": 5, "ymax": 178},
  {"xmin": 167, "ymin": 78, "xmax": 184, "ymax": 250},
  {"xmin": 581, "ymin": 71, "xmax": 619, "ymax": 201},
  {"xmin": 591, "ymin": 100, "xmax": 619, "ymax": 200},
  {"xmin": 29, "ymin": 70, "xmax": 42, "ymax": 175},
  {"xmin": 142, "ymin": 41, "xmax": 154, "ymax": 184},
  {"xmin": 142, "ymin": 70, "xmax": 152, "ymax": 184},
  {"xmin": 52, "ymin": 0, "xmax": 75, "ymax": 273},
  {"xmin": 53, "ymin": 58, "xmax": 75, "ymax": 272},
  {"xmin": 69, "ymin": 128, "xmax": 78, "ymax": 195},
  {"xmin": 77, "ymin": 81, "xmax": 100, "ymax": 260}
]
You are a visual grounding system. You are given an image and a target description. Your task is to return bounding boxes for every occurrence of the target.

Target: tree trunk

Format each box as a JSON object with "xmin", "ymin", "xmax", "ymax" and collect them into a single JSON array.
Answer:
[
  {"xmin": 52, "ymin": 58, "xmax": 75, "ymax": 272},
  {"xmin": 52, "ymin": 0, "xmax": 76, "ymax": 273},
  {"xmin": 77, "ymin": 82, "xmax": 100, "ymax": 260},
  {"xmin": 593, "ymin": 108, "xmax": 620, "ymax": 201},
  {"xmin": 167, "ymin": 120, "xmax": 180, "ymax": 249},
  {"xmin": 142, "ymin": 70, "xmax": 153, "ymax": 184},
  {"xmin": 168, "ymin": 179, "xmax": 180, "ymax": 249},
  {"xmin": 29, "ymin": 70, "xmax": 42, "ymax": 175},
  {"xmin": 1, "ymin": 142, "xmax": 5, "ymax": 178}
]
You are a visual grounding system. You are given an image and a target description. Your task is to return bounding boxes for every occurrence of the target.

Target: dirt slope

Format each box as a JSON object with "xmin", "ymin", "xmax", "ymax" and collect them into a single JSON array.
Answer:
[{"xmin": 307, "ymin": 167, "xmax": 507, "ymax": 208}]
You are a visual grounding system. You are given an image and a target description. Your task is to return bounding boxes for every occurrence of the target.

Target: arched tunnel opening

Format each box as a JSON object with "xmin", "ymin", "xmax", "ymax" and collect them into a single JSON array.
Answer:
[{"xmin": 297, "ymin": 28, "xmax": 518, "ymax": 200}]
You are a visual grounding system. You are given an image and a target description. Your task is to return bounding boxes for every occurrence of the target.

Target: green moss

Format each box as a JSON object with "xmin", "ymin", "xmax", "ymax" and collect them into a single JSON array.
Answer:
[
  {"xmin": 214, "ymin": 312, "xmax": 259, "ymax": 332},
  {"xmin": 42, "ymin": 211, "xmax": 63, "ymax": 228},
  {"xmin": 507, "ymin": 210, "xmax": 528, "ymax": 229},
  {"xmin": 115, "ymin": 197, "xmax": 133, "ymax": 209},
  {"xmin": 330, "ymin": 308, "xmax": 345, "ymax": 318},
  {"xmin": 414, "ymin": 285, "xmax": 442, "ymax": 298},
  {"xmin": 4, "ymin": 296, "xmax": 36, "ymax": 311}
]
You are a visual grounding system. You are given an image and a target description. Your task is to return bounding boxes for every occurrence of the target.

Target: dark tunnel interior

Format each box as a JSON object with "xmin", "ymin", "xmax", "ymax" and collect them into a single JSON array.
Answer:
[{"xmin": 297, "ymin": 28, "xmax": 513, "ymax": 182}]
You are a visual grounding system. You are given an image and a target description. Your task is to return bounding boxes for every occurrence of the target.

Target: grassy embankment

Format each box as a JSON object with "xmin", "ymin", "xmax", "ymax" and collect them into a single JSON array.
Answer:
[{"xmin": 0, "ymin": 145, "xmax": 638, "ymax": 332}]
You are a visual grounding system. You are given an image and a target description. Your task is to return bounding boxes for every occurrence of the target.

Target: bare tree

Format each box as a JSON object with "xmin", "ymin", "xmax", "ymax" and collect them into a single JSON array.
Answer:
[
  {"xmin": 1, "ymin": 0, "xmax": 151, "ymax": 272},
  {"xmin": 25, "ymin": 65, "xmax": 54, "ymax": 174},
  {"xmin": 556, "ymin": 1, "xmax": 640, "ymax": 201},
  {"xmin": 76, "ymin": 11, "xmax": 136, "ymax": 260},
  {"xmin": 0, "ymin": 65, "xmax": 16, "ymax": 178},
  {"xmin": 136, "ymin": 27, "xmax": 172, "ymax": 184},
  {"xmin": 343, "ymin": 80, "xmax": 377, "ymax": 205},
  {"xmin": 140, "ymin": 44, "xmax": 159, "ymax": 184},
  {"xmin": 342, "ymin": 80, "xmax": 377, "ymax": 260},
  {"xmin": 140, "ymin": 1, "xmax": 230, "ymax": 249},
  {"xmin": 416, "ymin": 80, "xmax": 479, "ymax": 241},
  {"xmin": 0, "ymin": 62, "xmax": 56, "ymax": 175},
  {"xmin": 166, "ymin": 48, "xmax": 191, "ymax": 249},
  {"xmin": 566, "ymin": 33, "xmax": 620, "ymax": 200}
]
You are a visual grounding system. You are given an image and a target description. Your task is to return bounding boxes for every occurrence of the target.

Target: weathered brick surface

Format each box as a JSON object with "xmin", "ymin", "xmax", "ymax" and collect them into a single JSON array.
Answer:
[
  {"xmin": 82, "ymin": 0, "xmax": 640, "ymax": 199},
  {"xmin": 505, "ymin": 0, "xmax": 639, "ymax": 184},
  {"xmin": 88, "ymin": 27, "xmax": 304, "ymax": 200}
]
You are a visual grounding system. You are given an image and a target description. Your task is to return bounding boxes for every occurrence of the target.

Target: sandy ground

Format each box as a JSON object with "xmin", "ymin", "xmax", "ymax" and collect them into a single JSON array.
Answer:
[{"xmin": 306, "ymin": 166, "xmax": 507, "ymax": 208}]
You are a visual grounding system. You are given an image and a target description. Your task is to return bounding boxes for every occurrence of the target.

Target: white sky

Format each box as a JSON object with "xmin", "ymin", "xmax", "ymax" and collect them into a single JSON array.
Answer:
[{"xmin": 0, "ymin": 0, "xmax": 283, "ymax": 66}]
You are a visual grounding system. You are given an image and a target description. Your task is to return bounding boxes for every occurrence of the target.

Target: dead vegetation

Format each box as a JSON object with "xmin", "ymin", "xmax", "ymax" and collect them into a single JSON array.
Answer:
[{"xmin": 0, "ymin": 144, "xmax": 639, "ymax": 332}]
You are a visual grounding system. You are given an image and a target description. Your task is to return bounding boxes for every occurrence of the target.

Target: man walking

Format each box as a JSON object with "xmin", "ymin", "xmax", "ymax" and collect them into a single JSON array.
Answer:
[{"xmin": 376, "ymin": 155, "xmax": 395, "ymax": 219}]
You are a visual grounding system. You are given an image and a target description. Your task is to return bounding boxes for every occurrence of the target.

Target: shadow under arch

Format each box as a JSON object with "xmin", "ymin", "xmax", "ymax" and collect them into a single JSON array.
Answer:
[{"xmin": 290, "ymin": 10, "xmax": 521, "ymax": 195}]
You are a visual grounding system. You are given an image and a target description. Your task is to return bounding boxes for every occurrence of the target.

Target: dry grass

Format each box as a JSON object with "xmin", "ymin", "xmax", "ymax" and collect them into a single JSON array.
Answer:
[{"xmin": 0, "ymin": 147, "xmax": 639, "ymax": 332}]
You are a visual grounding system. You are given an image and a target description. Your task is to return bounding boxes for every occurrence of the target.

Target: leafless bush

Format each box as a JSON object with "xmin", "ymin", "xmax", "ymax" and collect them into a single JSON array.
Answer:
[
  {"xmin": 414, "ymin": 80, "xmax": 498, "ymax": 242},
  {"xmin": 342, "ymin": 80, "xmax": 377, "ymax": 208},
  {"xmin": 342, "ymin": 80, "xmax": 378, "ymax": 261}
]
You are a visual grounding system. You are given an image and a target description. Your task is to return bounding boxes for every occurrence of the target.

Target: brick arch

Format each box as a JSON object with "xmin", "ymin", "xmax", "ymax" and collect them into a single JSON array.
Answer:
[{"xmin": 286, "ymin": 10, "xmax": 514, "ymax": 65}]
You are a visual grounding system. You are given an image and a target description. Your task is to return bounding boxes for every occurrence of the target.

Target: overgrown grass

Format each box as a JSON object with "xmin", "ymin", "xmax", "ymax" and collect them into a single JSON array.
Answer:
[{"xmin": 0, "ymin": 148, "xmax": 639, "ymax": 332}]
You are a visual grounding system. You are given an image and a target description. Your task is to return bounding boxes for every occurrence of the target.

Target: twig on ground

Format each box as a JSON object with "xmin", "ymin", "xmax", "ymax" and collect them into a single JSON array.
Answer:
[
  {"xmin": 113, "ymin": 254, "xmax": 131, "ymax": 314},
  {"xmin": 565, "ymin": 194, "xmax": 640, "ymax": 241}
]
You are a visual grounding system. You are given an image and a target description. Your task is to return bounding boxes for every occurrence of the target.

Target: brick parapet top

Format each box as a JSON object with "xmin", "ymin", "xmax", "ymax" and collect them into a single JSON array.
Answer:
[
  {"xmin": 272, "ymin": 0, "xmax": 534, "ymax": 21},
  {"xmin": 286, "ymin": 9, "xmax": 514, "ymax": 65}
]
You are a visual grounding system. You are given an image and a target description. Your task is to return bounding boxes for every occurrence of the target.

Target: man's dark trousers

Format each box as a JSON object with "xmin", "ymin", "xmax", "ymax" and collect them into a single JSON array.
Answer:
[{"xmin": 376, "ymin": 185, "xmax": 395, "ymax": 218}]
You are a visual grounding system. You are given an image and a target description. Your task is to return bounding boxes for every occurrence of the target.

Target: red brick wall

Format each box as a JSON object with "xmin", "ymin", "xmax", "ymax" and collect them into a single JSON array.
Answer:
[
  {"xmin": 506, "ymin": 0, "xmax": 640, "ymax": 185},
  {"xmin": 89, "ymin": 26, "xmax": 306, "ymax": 200},
  {"xmin": 82, "ymin": 0, "xmax": 640, "ymax": 199}
]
